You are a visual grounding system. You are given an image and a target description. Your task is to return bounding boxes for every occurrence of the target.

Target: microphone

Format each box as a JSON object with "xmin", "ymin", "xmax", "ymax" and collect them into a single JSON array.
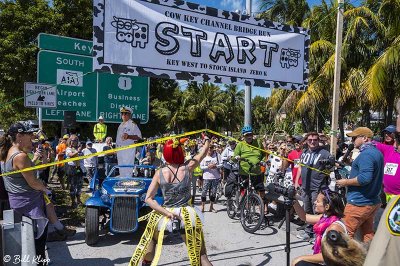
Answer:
[{"xmin": 340, "ymin": 143, "xmax": 354, "ymax": 164}]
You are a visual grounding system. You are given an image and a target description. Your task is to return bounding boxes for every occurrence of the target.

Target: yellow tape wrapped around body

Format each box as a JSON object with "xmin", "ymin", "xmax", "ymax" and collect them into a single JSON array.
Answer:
[{"xmin": 129, "ymin": 207, "xmax": 203, "ymax": 266}]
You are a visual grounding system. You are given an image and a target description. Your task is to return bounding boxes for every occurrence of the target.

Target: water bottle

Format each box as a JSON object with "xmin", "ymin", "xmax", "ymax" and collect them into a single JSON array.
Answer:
[{"xmin": 329, "ymin": 172, "xmax": 336, "ymax": 191}]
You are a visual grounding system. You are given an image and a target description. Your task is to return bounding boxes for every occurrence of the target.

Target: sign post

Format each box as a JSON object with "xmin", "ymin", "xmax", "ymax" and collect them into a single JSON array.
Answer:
[{"xmin": 24, "ymin": 82, "xmax": 57, "ymax": 108}]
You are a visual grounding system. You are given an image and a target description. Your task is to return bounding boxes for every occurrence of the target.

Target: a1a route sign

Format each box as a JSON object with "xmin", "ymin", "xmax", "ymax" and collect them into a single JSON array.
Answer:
[
  {"xmin": 38, "ymin": 50, "xmax": 97, "ymax": 122},
  {"xmin": 24, "ymin": 82, "xmax": 57, "ymax": 108},
  {"xmin": 37, "ymin": 34, "xmax": 149, "ymax": 123}
]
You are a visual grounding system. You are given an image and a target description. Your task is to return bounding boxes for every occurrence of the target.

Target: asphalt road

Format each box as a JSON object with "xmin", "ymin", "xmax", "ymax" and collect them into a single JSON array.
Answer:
[{"xmin": 46, "ymin": 197, "xmax": 312, "ymax": 266}]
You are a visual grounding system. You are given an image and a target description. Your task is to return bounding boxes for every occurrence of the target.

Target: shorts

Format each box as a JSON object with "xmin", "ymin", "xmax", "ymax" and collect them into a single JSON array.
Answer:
[{"xmin": 240, "ymin": 174, "xmax": 265, "ymax": 192}]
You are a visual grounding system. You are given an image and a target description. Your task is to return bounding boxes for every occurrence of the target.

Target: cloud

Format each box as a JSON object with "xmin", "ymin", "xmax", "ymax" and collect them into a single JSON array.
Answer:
[{"xmin": 221, "ymin": 0, "xmax": 244, "ymax": 12}]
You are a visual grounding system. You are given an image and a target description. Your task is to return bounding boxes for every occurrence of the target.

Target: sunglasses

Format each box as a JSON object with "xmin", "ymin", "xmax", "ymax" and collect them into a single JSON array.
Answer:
[
  {"xmin": 351, "ymin": 135, "xmax": 364, "ymax": 141},
  {"xmin": 121, "ymin": 112, "xmax": 130, "ymax": 115},
  {"xmin": 307, "ymin": 139, "xmax": 318, "ymax": 143}
]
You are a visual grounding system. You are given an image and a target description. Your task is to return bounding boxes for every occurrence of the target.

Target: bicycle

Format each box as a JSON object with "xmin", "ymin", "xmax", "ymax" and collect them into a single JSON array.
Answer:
[{"xmin": 239, "ymin": 160, "xmax": 265, "ymax": 233}]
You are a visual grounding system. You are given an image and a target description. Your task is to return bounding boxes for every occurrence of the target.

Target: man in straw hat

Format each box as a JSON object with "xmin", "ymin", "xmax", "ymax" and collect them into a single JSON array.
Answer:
[{"xmin": 116, "ymin": 106, "xmax": 142, "ymax": 177}]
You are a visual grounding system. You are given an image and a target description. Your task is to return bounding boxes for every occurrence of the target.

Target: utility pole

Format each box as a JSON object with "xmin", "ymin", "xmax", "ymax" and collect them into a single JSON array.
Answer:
[
  {"xmin": 330, "ymin": 0, "xmax": 344, "ymax": 156},
  {"xmin": 244, "ymin": 0, "xmax": 252, "ymax": 127}
]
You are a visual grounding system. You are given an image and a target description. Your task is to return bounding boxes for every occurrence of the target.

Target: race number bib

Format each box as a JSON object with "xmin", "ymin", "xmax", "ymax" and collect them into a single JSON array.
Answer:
[{"xmin": 384, "ymin": 163, "xmax": 398, "ymax": 176}]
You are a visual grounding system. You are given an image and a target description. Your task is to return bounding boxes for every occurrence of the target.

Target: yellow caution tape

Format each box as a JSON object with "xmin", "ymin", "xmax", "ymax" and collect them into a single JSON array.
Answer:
[
  {"xmin": 129, "ymin": 211, "xmax": 163, "ymax": 266},
  {"xmin": 182, "ymin": 207, "xmax": 202, "ymax": 265},
  {"xmin": 137, "ymin": 211, "xmax": 154, "ymax": 223},
  {"xmin": 0, "ymin": 129, "xmax": 206, "ymax": 177},
  {"xmin": 151, "ymin": 215, "xmax": 168, "ymax": 266},
  {"xmin": 207, "ymin": 129, "xmax": 330, "ymax": 176},
  {"xmin": 1, "ymin": 128, "xmax": 327, "ymax": 179},
  {"xmin": 129, "ymin": 206, "xmax": 203, "ymax": 266}
]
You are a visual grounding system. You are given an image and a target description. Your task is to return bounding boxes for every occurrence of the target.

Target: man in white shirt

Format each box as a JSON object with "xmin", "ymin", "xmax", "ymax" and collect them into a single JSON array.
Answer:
[{"xmin": 116, "ymin": 106, "xmax": 142, "ymax": 177}]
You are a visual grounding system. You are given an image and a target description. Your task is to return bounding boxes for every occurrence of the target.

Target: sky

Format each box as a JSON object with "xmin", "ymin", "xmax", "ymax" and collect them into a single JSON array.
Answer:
[
  {"xmin": 178, "ymin": 0, "xmax": 362, "ymax": 98},
  {"xmin": 177, "ymin": 0, "xmax": 329, "ymax": 98}
]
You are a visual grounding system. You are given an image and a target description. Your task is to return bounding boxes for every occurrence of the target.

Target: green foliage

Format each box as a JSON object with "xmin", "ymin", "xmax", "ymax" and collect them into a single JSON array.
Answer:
[
  {"xmin": 0, "ymin": 0, "xmax": 56, "ymax": 127},
  {"xmin": 252, "ymin": 96, "xmax": 269, "ymax": 133},
  {"xmin": 0, "ymin": 0, "xmax": 398, "ymax": 137}
]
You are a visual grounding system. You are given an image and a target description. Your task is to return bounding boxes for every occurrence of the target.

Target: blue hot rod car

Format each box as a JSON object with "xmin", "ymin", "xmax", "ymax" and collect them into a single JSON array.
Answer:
[{"xmin": 84, "ymin": 165, "xmax": 163, "ymax": 245}]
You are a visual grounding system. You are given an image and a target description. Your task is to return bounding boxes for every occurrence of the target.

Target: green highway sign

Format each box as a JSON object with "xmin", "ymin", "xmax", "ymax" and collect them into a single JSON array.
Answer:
[
  {"xmin": 38, "ymin": 50, "xmax": 97, "ymax": 122},
  {"xmin": 98, "ymin": 73, "xmax": 149, "ymax": 123},
  {"xmin": 37, "ymin": 44, "xmax": 149, "ymax": 123},
  {"xmin": 38, "ymin": 33, "xmax": 93, "ymax": 56}
]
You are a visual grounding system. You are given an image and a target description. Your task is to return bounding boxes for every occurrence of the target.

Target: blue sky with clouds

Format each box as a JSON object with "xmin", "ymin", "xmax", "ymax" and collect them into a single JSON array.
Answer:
[{"xmin": 178, "ymin": 0, "xmax": 329, "ymax": 98}]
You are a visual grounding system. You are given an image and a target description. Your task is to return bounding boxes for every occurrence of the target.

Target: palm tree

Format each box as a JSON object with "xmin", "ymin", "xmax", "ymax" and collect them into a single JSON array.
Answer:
[
  {"xmin": 295, "ymin": 1, "xmax": 387, "ymax": 135},
  {"xmin": 151, "ymin": 87, "xmax": 186, "ymax": 132},
  {"xmin": 362, "ymin": 0, "xmax": 400, "ymax": 125},
  {"xmin": 184, "ymin": 83, "xmax": 226, "ymax": 129},
  {"xmin": 258, "ymin": 0, "xmax": 310, "ymax": 26},
  {"xmin": 222, "ymin": 84, "xmax": 244, "ymax": 132}
]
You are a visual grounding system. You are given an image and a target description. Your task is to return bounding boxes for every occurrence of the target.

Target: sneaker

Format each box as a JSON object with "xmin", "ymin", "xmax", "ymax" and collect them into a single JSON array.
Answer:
[
  {"xmin": 47, "ymin": 231, "xmax": 67, "ymax": 242},
  {"xmin": 297, "ymin": 224, "xmax": 307, "ymax": 231},
  {"xmin": 57, "ymin": 226, "xmax": 76, "ymax": 237},
  {"xmin": 268, "ymin": 202, "xmax": 277, "ymax": 211},
  {"xmin": 296, "ymin": 231, "xmax": 311, "ymax": 241}
]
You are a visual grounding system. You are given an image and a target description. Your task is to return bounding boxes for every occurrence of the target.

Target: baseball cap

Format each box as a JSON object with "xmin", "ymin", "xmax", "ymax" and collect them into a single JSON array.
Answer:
[
  {"xmin": 120, "ymin": 106, "xmax": 133, "ymax": 113},
  {"xmin": 86, "ymin": 140, "xmax": 93, "ymax": 145},
  {"xmin": 382, "ymin": 125, "xmax": 396, "ymax": 134},
  {"xmin": 98, "ymin": 116, "xmax": 104, "ymax": 120},
  {"xmin": 63, "ymin": 134, "xmax": 69, "ymax": 139},
  {"xmin": 8, "ymin": 121, "xmax": 40, "ymax": 135},
  {"xmin": 346, "ymin": 127, "xmax": 374, "ymax": 138}
]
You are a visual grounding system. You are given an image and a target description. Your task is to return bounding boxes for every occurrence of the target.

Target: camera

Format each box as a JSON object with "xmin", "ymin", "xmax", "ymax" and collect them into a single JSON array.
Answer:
[
  {"xmin": 319, "ymin": 156, "xmax": 336, "ymax": 170},
  {"xmin": 172, "ymin": 218, "xmax": 181, "ymax": 234},
  {"xmin": 266, "ymin": 183, "xmax": 296, "ymax": 200}
]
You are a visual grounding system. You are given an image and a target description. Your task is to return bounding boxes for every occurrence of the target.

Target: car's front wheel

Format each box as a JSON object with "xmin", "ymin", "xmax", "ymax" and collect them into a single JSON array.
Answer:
[{"xmin": 85, "ymin": 207, "xmax": 99, "ymax": 245}]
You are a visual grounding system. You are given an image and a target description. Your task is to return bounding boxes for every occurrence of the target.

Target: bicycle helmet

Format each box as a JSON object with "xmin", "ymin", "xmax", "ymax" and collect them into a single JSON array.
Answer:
[{"xmin": 241, "ymin": 125, "xmax": 253, "ymax": 135}]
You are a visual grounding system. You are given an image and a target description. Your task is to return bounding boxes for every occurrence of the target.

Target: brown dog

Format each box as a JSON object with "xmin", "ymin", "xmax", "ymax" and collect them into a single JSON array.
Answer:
[{"xmin": 321, "ymin": 230, "xmax": 367, "ymax": 266}]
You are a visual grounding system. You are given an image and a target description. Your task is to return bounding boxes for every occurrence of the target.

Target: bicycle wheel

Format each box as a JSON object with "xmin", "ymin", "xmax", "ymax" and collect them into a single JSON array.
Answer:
[
  {"xmin": 240, "ymin": 193, "xmax": 265, "ymax": 233},
  {"xmin": 227, "ymin": 188, "xmax": 240, "ymax": 219}
]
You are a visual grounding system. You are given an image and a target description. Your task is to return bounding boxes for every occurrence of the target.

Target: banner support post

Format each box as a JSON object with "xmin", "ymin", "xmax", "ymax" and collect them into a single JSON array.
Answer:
[
  {"xmin": 244, "ymin": 0, "xmax": 252, "ymax": 127},
  {"xmin": 330, "ymin": 0, "xmax": 344, "ymax": 156}
]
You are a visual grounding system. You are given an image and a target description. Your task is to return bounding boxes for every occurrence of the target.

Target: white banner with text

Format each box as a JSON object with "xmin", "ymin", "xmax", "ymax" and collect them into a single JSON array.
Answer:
[{"xmin": 93, "ymin": 0, "xmax": 310, "ymax": 90}]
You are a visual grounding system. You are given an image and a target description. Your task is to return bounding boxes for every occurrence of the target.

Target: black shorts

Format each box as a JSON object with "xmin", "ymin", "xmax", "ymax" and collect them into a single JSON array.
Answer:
[{"xmin": 240, "ymin": 174, "xmax": 265, "ymax": 192}]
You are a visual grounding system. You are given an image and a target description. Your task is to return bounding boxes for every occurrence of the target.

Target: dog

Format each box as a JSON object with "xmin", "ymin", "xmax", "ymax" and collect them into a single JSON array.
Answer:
[{"xmin": 321, "ymin": 230, "xmax": 367, "ymax": 266}]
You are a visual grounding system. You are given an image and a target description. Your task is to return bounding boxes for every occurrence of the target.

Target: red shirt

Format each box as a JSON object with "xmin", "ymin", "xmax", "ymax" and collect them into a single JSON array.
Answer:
[{"xmin": 288, "ymin": 149, "xmax": 302, "ymax": 185}]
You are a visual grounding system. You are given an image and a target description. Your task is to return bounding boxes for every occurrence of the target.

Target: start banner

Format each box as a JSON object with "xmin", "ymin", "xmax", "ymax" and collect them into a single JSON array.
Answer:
[{"xmin": 93, "ymin": 0, "xmax": 310, "ymax": 90}]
